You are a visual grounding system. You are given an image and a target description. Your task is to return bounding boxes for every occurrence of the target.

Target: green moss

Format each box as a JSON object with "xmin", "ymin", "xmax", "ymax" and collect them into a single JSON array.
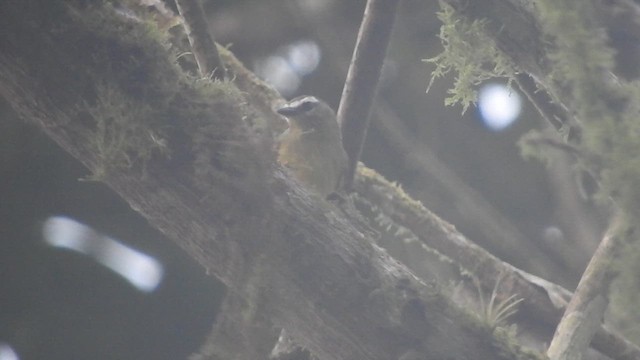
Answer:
[
  {"xmin": 72, "ymin": 3, "xmax": 183, "ymax": 179},
  {"xmin": 426, "ymin": 4, "xmax": 515, "ymax": 113},
  {"xmin": 184, "ymin": 78, "xmax": 271, "ymax": 198},
  {"xmin": 86, "ymin": 83, "xmax": 171, "ymax": 179},
  {"xmin": 76, "ymin": 2, "xmax": 272, "ymax": 208}
]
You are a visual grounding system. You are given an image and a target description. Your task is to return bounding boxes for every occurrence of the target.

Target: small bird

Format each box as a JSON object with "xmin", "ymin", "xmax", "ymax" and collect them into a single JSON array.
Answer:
[{"xmin": 276, "ymin": 96, "xmax": 348, "ymax": 199}]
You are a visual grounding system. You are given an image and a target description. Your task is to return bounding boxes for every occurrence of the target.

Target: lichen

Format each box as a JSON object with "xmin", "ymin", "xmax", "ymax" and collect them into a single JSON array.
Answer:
[{"xmin": 426, "ymin": 3, "xmax": 515, "ymax": 113}]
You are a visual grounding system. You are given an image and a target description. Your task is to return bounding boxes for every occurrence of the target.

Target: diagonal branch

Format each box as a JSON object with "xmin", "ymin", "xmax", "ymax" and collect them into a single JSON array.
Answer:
[
  {"xmin": 175, "ymin": 0, "xmax": 226, "ymax": 79},
  {"xmin": 338, "ymin": 0, "xmax": 401, "ymax": 190}
]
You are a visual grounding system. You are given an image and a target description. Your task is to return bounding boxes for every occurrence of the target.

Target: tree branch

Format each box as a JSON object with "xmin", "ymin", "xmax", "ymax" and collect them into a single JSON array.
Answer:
[
  {"xmin": 175, "ymin": 0, "xmax": 226, "ymax": 79},
  {"xmin": 547, "ymin": 217, "xmax": 626, "ymax": 360},
  {"xmin": 338, "ymin": 0, "xmax": 401, "ymax": 190}
]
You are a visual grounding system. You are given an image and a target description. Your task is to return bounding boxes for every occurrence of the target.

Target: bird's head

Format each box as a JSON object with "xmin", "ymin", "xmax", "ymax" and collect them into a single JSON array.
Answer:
[{"xmin": 276, "ymin": 96, "xmax": 338, "ymax": 132}]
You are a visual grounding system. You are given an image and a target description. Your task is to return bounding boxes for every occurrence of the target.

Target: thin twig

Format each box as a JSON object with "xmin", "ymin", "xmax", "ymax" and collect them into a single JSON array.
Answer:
[{"xmin": 514, "ymin": 73, "xmax": 566, "ymax": 132}]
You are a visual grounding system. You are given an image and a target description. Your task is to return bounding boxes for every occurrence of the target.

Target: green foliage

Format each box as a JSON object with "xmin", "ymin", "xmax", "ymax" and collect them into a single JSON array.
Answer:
[
  {"xmin": 517, "ymin": 130, "xmax": 556, "ymax": 167},
  {"xmin": 536, "ymin": 0, "xmax": 615, "ymax": 93},
  {"xmin": 537, "ymin": 0, "xmax": 640, "ymax": 219},
  {"xmin": 474, "ymin": 274, "xmax": 523, "ymax": 330},
  {"xmin": 536, "ymin": 1, "xmax": 640, "ymax": 345},
  {"xmin": 590, "ymin": 87, "xmax": 640, "ymax": 213},
  {"xmin": 425, "ymin": 4, "xmax": 515, "ymax": 114}
]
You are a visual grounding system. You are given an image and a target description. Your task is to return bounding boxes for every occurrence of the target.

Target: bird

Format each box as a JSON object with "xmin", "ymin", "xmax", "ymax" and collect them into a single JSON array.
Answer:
[{"xmin": 276, "ymin": 95, "xmax": 348, "ymax": 199}]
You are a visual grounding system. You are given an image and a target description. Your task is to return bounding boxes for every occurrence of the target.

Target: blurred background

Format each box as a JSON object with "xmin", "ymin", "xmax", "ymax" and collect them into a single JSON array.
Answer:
[{"xmin": 0, "ymin": 0, "xmax": 618, "ymax": 359}]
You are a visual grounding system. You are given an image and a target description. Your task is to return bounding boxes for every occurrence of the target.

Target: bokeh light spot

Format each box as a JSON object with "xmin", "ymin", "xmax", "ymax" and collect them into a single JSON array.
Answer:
[
  {"xmin": 253, "ymin": 39, "xmax": 322, "ymax": 96},
  {"xmin": 287, "ymin": 40, "xmax": 321, "ymax": 76},
  {"xmin": 43, "ymin": 216, "xmax": 164, "ymax": 293},
  {"xmin": 254, "ymin": 55, "xmax": 301, "ymax": 97},
  {"xmin": 478, "ymin": 83, "xmax": 522, "ymax": 131}
]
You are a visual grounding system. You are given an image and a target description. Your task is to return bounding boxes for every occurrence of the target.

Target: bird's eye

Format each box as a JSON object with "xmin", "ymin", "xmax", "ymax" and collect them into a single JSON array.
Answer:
[{"xmin": 299, "ymin": 101, "xmax": 315, "ymax": 112}]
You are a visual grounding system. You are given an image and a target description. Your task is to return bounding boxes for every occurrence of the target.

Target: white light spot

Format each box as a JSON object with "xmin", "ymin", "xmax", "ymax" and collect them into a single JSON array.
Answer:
[
  {"xmin": 43, "ymin": 216, "xmax": 164, "ymax": 292},
  {"xmin": 286, "ymin": 40, "xmax": 321, "ymax": 76},
  {"xmin": 542, "ymin": 226, "xmax": 565, "ymax": 246},
  {"xmin": 478, "ymin": 83, "xmax": 522, "ymax": 131},
  {"xmin": 42, "ymin": 216, "xmax": 93, "ymax": 254},
  {"xmin": 296, "ymin": 0, "xmax": 332, "ymax": 14},
  {"xmin": 0, "ymin": 343, "xmax": 19, "ymax": 360},
  {"xmin": 253, "ymin": 56, "xmax": 301, "ymax": 97}
]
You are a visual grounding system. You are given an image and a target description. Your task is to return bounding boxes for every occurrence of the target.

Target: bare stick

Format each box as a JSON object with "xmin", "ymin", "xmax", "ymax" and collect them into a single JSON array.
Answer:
[
  {"xmin": 338, "ymin": 0, "xmax": 401, "ymax": 190},
  {"xmin": 547, "ymin": 216, "xmax": 626, "ymax": 360},
  {"xmin": 514, "ymin": 73, "xmax": 566, "ymax": 132},
  {"xmin": 174, "ymin": 0, "xmax": 226, "ymax": 79}
]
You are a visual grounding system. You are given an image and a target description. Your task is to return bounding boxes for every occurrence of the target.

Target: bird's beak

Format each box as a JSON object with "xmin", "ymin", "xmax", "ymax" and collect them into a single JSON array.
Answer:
[{"xmin": 276, "ymin": 105, "xmax": 299, "ymax": 116}]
